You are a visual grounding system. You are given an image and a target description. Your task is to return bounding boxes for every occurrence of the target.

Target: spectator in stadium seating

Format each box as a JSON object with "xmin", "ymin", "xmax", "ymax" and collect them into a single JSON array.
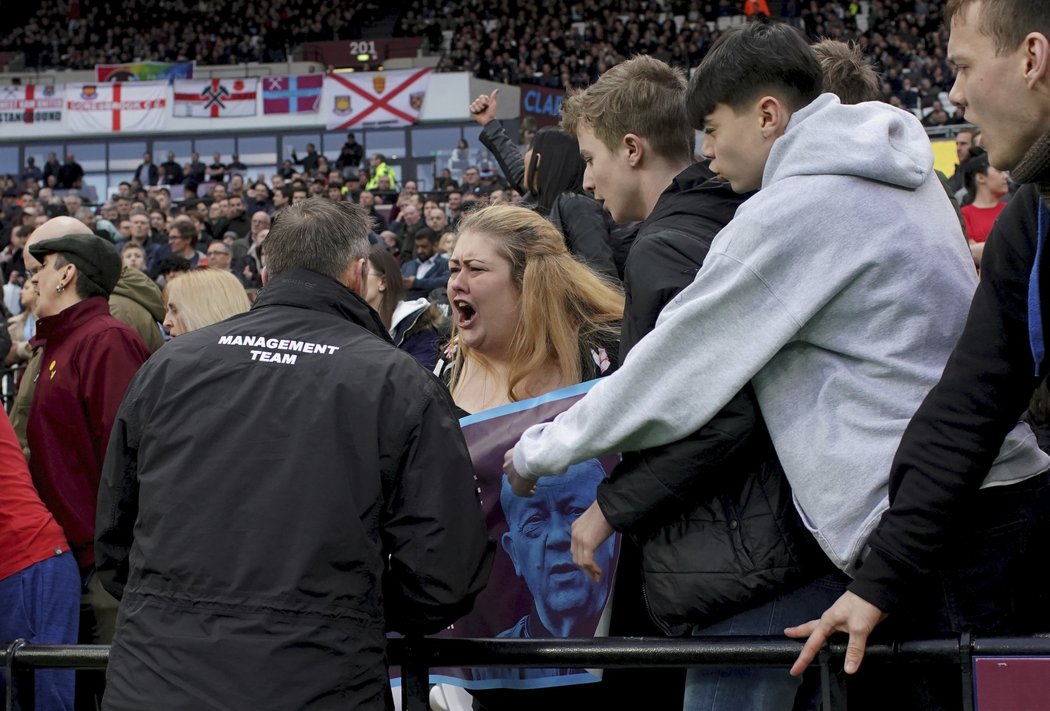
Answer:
[
  {"xmin": 228, "ymin": 174, "xmax": 246, "ymax": 199},
  {"xmin": 42, "ymin": 153, "xmax": 61, "ymax": 186},
  {"xmin": 291, "ymin": 186, "xmax": 309, "ymax": 205},
  {"xmin": 460, "ymin": 165, "xmax": 481, "ymax": 193},
  {"xmin": 366, "ymin": 244, "xmax": 447, "ymax": 370},
  {"xmin": 117, "ymin": 210, "xmax": 152, "ymax": 253},
  {"xmin": 445, "ymin": 189, "xmax": 465, "ymax": 228},
  {"xmin": 246, "ymin": 181, "xmax": 273, "ymax": 215},
  {"xmin": 242, "ymin": 226, "xmax": 269, "ymax": 289},
  {"xmin": 316, "ymin": 156, "xmax": 331, "ymax": 179},
  {"xmin": 426, "ymin": 206, "xmax": 449, "ymax": 235},
  {"xmin": 218, "ymin": 195, "xmax": 251, "ymax": 241},
  {"xmin": 95, "ymin": 198, "xmax": 491, "ymax": 711},
  {"xmin": 790, "ymin": 3, "xmax": 1050, "ymax": 699},
  {"xmin": 1, "ymin": 225, "xmax": 28, "ymax": 283},
  {"xmin": 161, "ymin": 268, "xmax": 249, "ymax": 338},
  {"xmin": 470, "ymin": 89, "xmax": 617, "ymax": 279},
  {"xmin": 56, "ymin": 153, "xmax": 84, "ymax": 190},
  {"xmin": 326, "ymin": 183, "xmax": 344, "ymax": 202},
  {"xmin": 6, "ymin": 276, "xmax": 37, "ymax": 366},
  {"xmin": 504, "ymin": 21, "xmax": 1047, "ymax": 711},
  {"xmin": 291, "ymin": 143, "xmax": 322, "ymax": 176},
  {"xmin": 337, "ymin": 132, "xmax": 365, "ymax": 176},
  {"xmin": 121, "ymin": 243, "xmax": 147, "ymax": 273},
  {"xmin": 358, "ymin": 189, "xmax": 387, "ymax": 231},
  {"xmin": 960, "ymin": 148, "xmax": 1009, "ymax": 265},
  {"xmin": 166, "ymin": 219, "xmax": 207, "ymax": 270},
  {"xmin": 159, "ymin": 151, "xmax": 183, "ymax": 185},
  {"xmin": 21, "ymin": 221, "xmax": 150, "ymax": 669},
  {"xmin": 0, "ymin": 410, "xmax": 79, "ymax": 711},
  {"xmin": 434, "ymin": 167, "xmax": 459, "ymax": 192},
  {"xmin": 148, "ymin": 210, "xmax": 166, "ymax": 234},
  {"xmin": 437, "ymin": 231, "xmax": 457, "ymax": 256},
  {"xmin": 133, "ymin": 152, "xmax": 159, "ymax": 187},
  {"xmin": 948, "ymin": 128, "xmax": 976, "ymax": 194},
  {"xmin": 401, "ymin": 228, "xmax": 450, "ymax": 301},
  {"xmin": 20, "ymin": 156, "xmax": 43, "ymax": 185},
  {"xmin": 391, "ymin": 203, "xmax": 425, "ymax": 258},
  {"xmin": 228, "ymin": 154, "xmax": 248, "ymax": 176},
  {"xmin": 185, "ymin": 152, "xmax": 207, "ymax": 185},
  {"xmin": 271, "ymin": 185, "xmax": 292, "ymax": 214},
  {"xmin": 207, "ymin": 153, "xmax": 227, "ymax": 183}
]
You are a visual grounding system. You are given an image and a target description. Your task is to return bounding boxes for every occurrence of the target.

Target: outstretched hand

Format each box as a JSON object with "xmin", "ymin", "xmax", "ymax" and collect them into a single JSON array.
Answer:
[
  {"xmin": 570, "ymin": 501, "xmax": 614, "ymax": 583},
  {"xmin": 468, "ymin": 89, "xmax": 500, "ymax": 126},
  {"xmin": 784, "ymin": 591, "xmax": 886, "ymax": 676}
]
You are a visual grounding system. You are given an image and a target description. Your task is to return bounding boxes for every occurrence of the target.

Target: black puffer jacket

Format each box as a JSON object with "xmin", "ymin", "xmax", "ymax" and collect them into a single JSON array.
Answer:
[
  {"xmin": 620, "ymin": 161, "xmax": 743, "ymax": 354},
  {"xmin": 96, "ymin": 269, "xmax": 493, "ymax": 711},
  {"xmin": 599, "ymin": 165, "xmax": 826, "ymax": 636},
  {"xmin": 601, "ymin": 386, "xmax": 827, "ymax": 636},
  {"xmin": 480, "ymin": 120, "xmax": 617, "ymax": 280}
]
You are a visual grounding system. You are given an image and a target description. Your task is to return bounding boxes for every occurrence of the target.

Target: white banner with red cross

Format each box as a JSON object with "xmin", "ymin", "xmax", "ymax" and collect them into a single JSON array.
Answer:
[
  {"xmin": 172, "ymin": 78, "xmax": 258, "ymax": 118},
  {"xmin": 65, "ymin": 82, "xmax": 169, "ymax": 133},
  {"xmin": 322, "ymin": 68, "xmax": 431, "ymax": 130},
  {"xmin": 0, "ymin": 84, "xmax": 65, "ymax": 137}
]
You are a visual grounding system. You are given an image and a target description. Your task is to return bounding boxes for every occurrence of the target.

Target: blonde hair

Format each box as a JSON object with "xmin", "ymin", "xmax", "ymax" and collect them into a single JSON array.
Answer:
[
  {"xmin": 449, "ymin": 205, "xmax": 624, "ymax": 402},
  {"xmin": 163, "ymin": 269, "xmax": 251, "ymax": 333},
  {"xmin": 561, "ymin": 55, "xmax": 693, "ymax": 161}
]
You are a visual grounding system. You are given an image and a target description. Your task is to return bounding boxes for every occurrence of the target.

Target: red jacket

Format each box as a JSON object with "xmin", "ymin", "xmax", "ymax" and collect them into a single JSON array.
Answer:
[
  {"xmin": 0, "ymin": 411, "xmax": 69, "ymax": 582},
  {"xmin": 27, "ymin": 296, "xmax": 150, "ymax": 570}
]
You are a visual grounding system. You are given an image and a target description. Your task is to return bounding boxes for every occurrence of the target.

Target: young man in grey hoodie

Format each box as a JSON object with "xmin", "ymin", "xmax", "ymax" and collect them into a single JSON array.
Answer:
[{"xmin": 505, "ymin": 20, "xmax": 1050, "ymax": 710}]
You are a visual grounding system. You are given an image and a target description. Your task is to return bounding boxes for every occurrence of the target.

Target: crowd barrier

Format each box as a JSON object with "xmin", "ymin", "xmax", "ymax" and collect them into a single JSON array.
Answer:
[
  {"xmin": 0, "ymin": 365, "xmax": 23, "ymax": 414},
  {"xmin": 5, "ymin": 634, "xmax": 1050, "ymax": 711}
]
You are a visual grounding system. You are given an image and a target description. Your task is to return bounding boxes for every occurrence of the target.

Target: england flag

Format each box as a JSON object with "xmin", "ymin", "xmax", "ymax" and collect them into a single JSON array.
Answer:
[{"xmin": 65, "ymin": 82, "xmax": 169, "ymax": 133}]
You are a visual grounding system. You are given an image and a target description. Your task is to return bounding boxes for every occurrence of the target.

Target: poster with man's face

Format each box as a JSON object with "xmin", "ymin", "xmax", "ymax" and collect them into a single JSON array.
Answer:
[{"xmin": 393, "ymin": 380, "xmax": 620, "ymax": 691}]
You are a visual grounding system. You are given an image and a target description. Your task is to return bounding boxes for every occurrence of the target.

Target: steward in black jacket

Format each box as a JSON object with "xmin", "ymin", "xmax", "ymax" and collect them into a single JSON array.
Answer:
[{"xmin": 96, "ymin": 262, "xmax": 493, "ymax": 710}]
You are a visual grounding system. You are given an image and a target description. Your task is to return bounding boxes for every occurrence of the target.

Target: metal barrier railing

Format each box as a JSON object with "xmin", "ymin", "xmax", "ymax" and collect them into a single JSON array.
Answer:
[{"xmin": 6, "ymin": 635, "xmax": 1050, "ymax": 711}]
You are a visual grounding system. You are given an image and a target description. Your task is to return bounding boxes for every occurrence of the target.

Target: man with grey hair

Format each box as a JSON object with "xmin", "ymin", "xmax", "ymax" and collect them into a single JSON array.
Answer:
[{"xmin": 96, "ymin": 197, "xmax": 492, "ymax": 711}]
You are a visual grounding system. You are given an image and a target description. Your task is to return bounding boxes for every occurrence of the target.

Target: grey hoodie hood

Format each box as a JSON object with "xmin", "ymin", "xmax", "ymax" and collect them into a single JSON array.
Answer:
[{"xmin": 765, "ymin": 93, "xmax": 932, "ymax": 191}]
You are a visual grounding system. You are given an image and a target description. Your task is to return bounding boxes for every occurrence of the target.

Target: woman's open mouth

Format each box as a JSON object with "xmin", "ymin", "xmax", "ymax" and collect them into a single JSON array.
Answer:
[{"xmin": 454, "ymin": 300, "xmax": 477, "ymax": 328}]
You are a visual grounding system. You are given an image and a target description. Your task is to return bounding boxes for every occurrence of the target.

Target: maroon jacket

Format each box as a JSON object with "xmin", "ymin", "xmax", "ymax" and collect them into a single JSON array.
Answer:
[{"xmin": 27, "ymin": 296, "xmax": 150, "ymax": 571}]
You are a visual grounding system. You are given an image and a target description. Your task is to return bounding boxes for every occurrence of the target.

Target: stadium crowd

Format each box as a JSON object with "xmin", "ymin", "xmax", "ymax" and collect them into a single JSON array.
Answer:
[
  {"xmin": 2, "ymin": 0, "xmax": 386, "ymax": 69},
  {"xmin": 5, "ymin": 0, "xmax": 958, "ymax": 117},
  {"xmin": 3, "ymin": 2, "xmax": 1050, "ymax": 711}
]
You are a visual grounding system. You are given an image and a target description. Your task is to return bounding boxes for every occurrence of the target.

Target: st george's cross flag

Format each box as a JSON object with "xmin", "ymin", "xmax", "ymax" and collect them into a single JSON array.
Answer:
[
  {"xmin": 173, "ymin": 78, "xmax": 258, "ymax": 118},
  {"xmin": 65, "ymin": 82, "xmax": 168, "ymax": 133},
  {"xmin": 0, "ymin": 84, "xmax": 63, "ymax": 127},
  {"xmin": 262, "ymin": 75, "xmax": 322, "ymax": 115},
  {"xmin": 322, "ymin": 68, "xmax": 430, "ymax": 130}
]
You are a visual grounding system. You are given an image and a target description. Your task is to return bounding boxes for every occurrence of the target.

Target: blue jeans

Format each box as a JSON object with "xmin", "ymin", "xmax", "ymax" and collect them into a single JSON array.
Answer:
[
  {"xmin": 0, "ymin": 552, "xmax": 80, "ymax": 711},
  {"xmin": 683, "ymin": 574, "xmax": 848, "ymax": 711}
]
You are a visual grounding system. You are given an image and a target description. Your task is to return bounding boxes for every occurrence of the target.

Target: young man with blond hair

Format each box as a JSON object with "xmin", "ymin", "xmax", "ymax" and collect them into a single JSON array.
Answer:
[{"xmin": 558, "ymin": 53, "xmax": 826, "ymax": 710}]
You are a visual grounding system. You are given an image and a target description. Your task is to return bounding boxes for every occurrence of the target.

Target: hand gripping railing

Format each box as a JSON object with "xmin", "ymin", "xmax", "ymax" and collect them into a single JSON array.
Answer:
[{"xmin": 5, "ymin": 634, "xmax": 1050, "ymax": 710}]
